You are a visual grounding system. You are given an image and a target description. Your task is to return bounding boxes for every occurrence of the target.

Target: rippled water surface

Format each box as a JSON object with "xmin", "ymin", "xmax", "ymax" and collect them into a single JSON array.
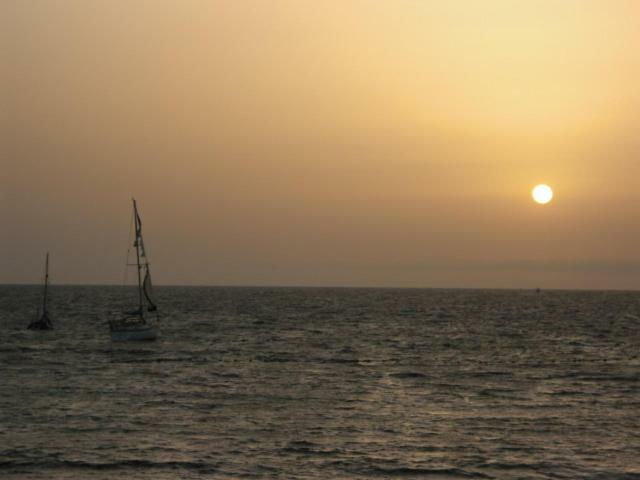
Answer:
[{"xmin": 1, "ymin": 286, "xmax": 639, "ymax": 479}]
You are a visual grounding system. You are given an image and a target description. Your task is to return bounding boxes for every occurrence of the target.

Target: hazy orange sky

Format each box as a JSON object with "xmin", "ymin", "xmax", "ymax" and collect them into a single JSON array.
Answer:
[{"xmin": 2, "ymin": 0, "xmax": 640, "ymax": 288}]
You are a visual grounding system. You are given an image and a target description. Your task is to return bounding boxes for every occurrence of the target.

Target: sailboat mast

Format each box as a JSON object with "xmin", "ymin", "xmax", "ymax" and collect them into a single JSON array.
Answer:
[
  {"xmin": 133, "ymin": 199, "xmax": 143, "ymax": 312},
  {"xmin": 42, "ymin": 252, "xmax": 49, "ymax": 313}
]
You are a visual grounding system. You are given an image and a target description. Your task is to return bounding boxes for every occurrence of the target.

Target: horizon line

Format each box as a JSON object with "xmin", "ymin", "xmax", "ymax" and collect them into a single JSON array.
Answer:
[{"xmin": 1, "ymin": 282, "xmax": 639, "ymax": 293}]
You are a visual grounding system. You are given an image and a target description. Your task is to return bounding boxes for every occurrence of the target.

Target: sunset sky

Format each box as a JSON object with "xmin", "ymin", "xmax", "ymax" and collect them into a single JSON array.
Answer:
[{"xmin": 2, "ymin": 0, "xmax": 640, "ymax": 288}]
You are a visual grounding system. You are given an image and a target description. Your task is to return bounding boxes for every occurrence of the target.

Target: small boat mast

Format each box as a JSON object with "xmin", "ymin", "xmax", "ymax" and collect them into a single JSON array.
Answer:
[{"xmin": 28, "ymin": 252, "xmax": 53, "ymax": 330}]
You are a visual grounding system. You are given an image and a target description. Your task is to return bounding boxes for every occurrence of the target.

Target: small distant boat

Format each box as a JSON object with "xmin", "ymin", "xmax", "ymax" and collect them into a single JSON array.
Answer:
[
  {"xmin": 109, "ymin": 199, "xmax": 159, "ymax": 341},
  {"xmin": 28, "ymin": 252, "xmax": 53, "ymax": 330}
]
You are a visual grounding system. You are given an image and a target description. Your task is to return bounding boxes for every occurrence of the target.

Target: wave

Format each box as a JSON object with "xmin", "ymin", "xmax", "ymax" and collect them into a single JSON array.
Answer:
[
  {"xmin": 281, "ymin": 440, "xmax": 342, "ymax": 456},
  {"xmin": 331, "ymin": 462, "xmax": 492, "ymax": 478},
  {"xmin": 109, "ymin": 355, "xmax": 208, "ymax": 364},
  {"xmin": 0, "ymin": 458, "xmax": 219, "ymax": 473},
  {"xmin": 389, "ymin": 371, "xmax": 427, "ymax": 379},
  {"xmin": 373, "ymin": 467, "xmax": 492, "ymax": 478}
]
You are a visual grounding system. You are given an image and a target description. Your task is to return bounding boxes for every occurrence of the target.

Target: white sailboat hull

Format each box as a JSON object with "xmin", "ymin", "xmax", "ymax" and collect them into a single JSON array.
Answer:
[
  {"xmin": 110, "ymin": 323, "xmax": 158, "ymax": 341},
  {"xmin": 110, "ymin": 315, "xmax": 158, "ymax": 341}
]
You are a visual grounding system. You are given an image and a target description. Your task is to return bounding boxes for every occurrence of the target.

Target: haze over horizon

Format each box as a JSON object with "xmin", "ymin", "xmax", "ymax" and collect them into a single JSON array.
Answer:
[{"xmin": 3, "ymin": 1, "xmax": 640, "ymax": 289}]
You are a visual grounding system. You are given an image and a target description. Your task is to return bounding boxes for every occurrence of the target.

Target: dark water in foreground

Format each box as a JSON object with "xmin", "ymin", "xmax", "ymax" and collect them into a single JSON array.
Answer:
[{"xmin": 1, "ymin": 286, "xmax": 639, "ymax": 479}]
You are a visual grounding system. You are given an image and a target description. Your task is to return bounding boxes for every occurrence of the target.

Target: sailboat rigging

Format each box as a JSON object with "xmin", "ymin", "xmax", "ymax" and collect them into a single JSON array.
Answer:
[
  {"xmin": 109, "ymin": 199, "xmax": 159, "ymax": 341},
  {"xmin": 28, "ymin": 252, "xmax": 53, "ymax": 330}
]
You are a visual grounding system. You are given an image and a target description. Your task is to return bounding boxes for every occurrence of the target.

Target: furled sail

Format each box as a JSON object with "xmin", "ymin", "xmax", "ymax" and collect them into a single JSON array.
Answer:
[
  {"xmin": 142, "ymin": 267, "xmax": 157, "ymax": 312},
  {"xmin": 134, "ymin": 208, "xmax": 147, "ymax": 257}
]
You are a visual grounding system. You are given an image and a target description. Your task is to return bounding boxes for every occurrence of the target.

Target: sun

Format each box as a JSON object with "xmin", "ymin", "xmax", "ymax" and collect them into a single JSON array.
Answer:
[{"xmin": 532, "ymin": 184, "xmax": 553, "ymax": 204}]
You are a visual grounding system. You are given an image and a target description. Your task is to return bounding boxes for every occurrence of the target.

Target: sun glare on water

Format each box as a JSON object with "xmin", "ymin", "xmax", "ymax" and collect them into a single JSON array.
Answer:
[{"xmin": 532, "ymin": 184, "xmax": 553, "ymax": 204}]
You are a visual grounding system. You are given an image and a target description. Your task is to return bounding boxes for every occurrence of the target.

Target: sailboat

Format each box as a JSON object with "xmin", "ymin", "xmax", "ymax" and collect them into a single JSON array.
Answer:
[
  {"xmin": 28, "ymin": 252, "xmax": 53, "ymax": 330},
  {"xmin": 109, "ymin": 199, "xmax": 159, "ymax": 341}
]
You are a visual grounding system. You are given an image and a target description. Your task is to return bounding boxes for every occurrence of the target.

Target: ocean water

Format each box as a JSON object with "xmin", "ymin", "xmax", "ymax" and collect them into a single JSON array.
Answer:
[{"xmin": 1, "ymin": 286, "xmax": 639, "ymax": 479}]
